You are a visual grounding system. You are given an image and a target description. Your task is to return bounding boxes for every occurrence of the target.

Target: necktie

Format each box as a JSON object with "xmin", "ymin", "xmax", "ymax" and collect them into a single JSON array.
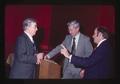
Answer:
[{"xmin": 71, "ymin": 37, "xmax": 76, "ymax": 55}]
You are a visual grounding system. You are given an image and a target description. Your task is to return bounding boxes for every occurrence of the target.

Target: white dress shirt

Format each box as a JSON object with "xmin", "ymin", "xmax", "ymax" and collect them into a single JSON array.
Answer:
[
  {"xmin": 68, "ymin": 32, "xmax": 80, "ymax": 62},
  {"xmin": 97, "ymin": 39, "xmax": 106, "ymax": 47},
  {"xmin": 71, "ymin": 32, "xmax": 80, "ymax": 50},
  {"xmin": 24, "ymin": 31, "xmax": 34, "ymax": 43}
]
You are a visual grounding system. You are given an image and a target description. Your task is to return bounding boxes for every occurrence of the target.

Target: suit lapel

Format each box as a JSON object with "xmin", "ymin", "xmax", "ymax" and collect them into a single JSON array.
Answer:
[
  {"xmin": 23, "ymin": 33, "xmax": 36, "ymax": 52},
  {"xmin": 68, "ymin": 36, "xmax": 72, "ymax": 53},
  {"xmin": 75, "ymin": 33, "xmax": 81, "ymax": 55}
]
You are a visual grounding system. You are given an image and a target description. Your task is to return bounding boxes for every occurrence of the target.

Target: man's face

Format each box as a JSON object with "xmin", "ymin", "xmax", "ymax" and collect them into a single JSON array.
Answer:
[
  {"xmin": 29, "ymin": 22, "xmax": 38, "ymax": 36},
  {"xmin": 92, "ymin": 28, "xmax": 101, "ymax": 44},
  {"xmin": 68, "ymin": 26, "xmax": 79, "ymax": 37}
]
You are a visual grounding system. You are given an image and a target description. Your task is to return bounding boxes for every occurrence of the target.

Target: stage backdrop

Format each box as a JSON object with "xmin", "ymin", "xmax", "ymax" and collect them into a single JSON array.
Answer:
[
  {"xmin": 5, "ymin": 5, "xmax": 52, "ymax": 59},
  {"xmin": 5, "ymin": 5, "xmax": 115, "ymax": 60}
]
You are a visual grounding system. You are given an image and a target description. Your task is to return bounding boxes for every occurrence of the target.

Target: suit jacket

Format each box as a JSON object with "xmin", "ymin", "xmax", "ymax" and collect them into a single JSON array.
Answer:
[
  {"xmin": 9, "ymin": 33, "xmax": 37, "ymax": 79},
  {"xmin": 47, "ymin": 33, "xmax": 93, "ymax": 76},
  {"xmin": 71, "ymin": 40, "xmax": 113, "ymax": 79}
]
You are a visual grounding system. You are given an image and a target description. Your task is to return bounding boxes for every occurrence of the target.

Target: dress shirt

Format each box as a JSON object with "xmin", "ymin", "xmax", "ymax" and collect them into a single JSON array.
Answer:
[
  {"xmin": 24, "ymin": 31, "xmax": 34, "ymax": 43},
  {"xmin": 71, "ymin": 32, "xmax": 80, "ymax": 50},
  {"xmin": 97, "ymin": 39, "xmax": 106, "ymax": 47}
]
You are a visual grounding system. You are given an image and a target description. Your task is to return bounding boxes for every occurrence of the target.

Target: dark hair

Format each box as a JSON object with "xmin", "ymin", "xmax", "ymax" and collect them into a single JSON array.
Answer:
[{"xmin": 96, "ymin": 26, "xmax": 109, "ymax": 39}]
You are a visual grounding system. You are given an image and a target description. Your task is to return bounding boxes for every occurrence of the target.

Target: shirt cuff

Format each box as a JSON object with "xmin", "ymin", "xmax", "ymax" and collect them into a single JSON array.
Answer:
[
  {"xmin": 46, "ymin": 55, "xmax": 50, "ymax": 59},
  {"xmin": 69, "ymin": 55, "xmax": 72, "ymax": 62}
]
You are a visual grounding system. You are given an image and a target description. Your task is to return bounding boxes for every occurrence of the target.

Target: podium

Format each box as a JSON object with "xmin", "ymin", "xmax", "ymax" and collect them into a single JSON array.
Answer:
[{"xmin": 38, "ymin": 59, "xmax": 61, "ymax": 79}]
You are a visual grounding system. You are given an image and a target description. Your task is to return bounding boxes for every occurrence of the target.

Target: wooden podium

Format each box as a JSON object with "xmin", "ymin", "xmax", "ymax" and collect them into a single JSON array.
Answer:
[{"xmin": 38, "ymin": 59, "xmax": 61, "ymax": 79}]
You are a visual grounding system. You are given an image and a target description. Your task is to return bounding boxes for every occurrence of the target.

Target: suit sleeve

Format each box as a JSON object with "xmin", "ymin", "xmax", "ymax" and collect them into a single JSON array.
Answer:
[
  {"xmin": 15, "ymin": 37, "xmax": 37, "ymax": 64},
  {"xmin": 47, "ymin": 35, "xmax": 68, "ymax": 59},
  {"xmin": 71, "ymin": 45, "xmax": 108, "ymax": 68},
  {"xmin": 84, "ymin": 37, "xmax": 93, "ymax": 57}
]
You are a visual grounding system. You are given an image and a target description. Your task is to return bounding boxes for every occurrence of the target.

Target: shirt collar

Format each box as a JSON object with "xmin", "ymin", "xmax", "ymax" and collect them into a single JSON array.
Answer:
[
  {"xmin": 97, "ymin": 39, "xmax": 106, "ymax": 47},
  {"xmin": 74, "ymin": 32, "xmax": 80, "ymax": 39},
  {"xmin": 71, "ymin": 32, "xmax": 80, "ymax": 48},
  {"xmin": 24, "ymin": 31, "xmax": 34, "ymax": 43}
]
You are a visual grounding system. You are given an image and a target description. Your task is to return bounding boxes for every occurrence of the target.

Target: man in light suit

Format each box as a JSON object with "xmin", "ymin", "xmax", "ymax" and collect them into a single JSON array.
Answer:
[
  {"xmin": 61, "ymin": 26, "xmax": 114, "ymax": 79},
  {"xmin": 44, "ymin": 20, "xmax": 93, "ymax": 79},
  {"xmin": 9, "ymin": 18, "xmax": 43, "ymax": 79}
]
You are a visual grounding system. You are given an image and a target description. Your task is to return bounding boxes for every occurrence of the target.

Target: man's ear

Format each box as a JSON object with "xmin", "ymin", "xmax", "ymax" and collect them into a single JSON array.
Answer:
[{"xmin": 99, "ymin": 32, "xmax": 103, "ymax": 38}]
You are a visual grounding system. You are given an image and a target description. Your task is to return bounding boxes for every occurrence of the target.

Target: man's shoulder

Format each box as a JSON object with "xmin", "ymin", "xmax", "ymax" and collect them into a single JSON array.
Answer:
[
  {"xmin": 65, "ymin": 34, "xmax": 72, "ymax": 38},
  {"xmin": 17, "ymin": 33, "xmax": 27, "ymax": 40},
  {"xmin": 80, "ymin": 33, "xmax": 90, "ymax": 40}
]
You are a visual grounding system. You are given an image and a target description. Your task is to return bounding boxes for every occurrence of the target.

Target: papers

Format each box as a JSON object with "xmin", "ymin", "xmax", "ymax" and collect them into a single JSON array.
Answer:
[{"xmin": 44, "ymin": 59, "xmax": 57, "ymax": 64}]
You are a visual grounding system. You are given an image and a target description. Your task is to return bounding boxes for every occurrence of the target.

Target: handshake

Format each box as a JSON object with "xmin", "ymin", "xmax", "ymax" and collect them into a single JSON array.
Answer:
[
  {"xmin": 36, "ymin": 53, "xmax": 49, "ymax": 64},
  {"xmin": 36, "ymin": 44, "xmax": 71, "ymax": 64}
]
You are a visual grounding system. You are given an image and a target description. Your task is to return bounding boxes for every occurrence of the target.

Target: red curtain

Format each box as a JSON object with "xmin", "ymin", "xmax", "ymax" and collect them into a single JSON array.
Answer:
[
  {"xmin": 5, "ymin": 5, "xmax": 52, "ymax": 59},
  {"xmin": 5, "ymin": 5, "xmax": 115, "ymax": 59}
]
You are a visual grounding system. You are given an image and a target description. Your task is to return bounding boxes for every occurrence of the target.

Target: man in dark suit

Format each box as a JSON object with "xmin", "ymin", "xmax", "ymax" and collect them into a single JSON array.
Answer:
[
  {"xmin": 44, "ymin": 20, "xmax": 93, "ymax": 79},
  {"xmin": 9, "ymin": 18, "xmax": 44, "ymax": 79},
  {"xmin": 61, "ymin": 26, "xmax": 114, "ymax": 79}
]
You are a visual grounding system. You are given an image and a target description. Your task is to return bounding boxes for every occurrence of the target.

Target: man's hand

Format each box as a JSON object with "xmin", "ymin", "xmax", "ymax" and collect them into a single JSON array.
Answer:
[
  {"xmin": 80, "ymin": 69, "xmax": 85, "ymax": 79},
  {"xmin": 36, "ymin": 53, "xmax": 44, "ymax": 64},
  {"xmin": 44, "ymin": 55, "xmax": 49, "ymax": 60},
  {"xmin": 60, "ymin": 44, "xmax": 70, "ymax": 59}
]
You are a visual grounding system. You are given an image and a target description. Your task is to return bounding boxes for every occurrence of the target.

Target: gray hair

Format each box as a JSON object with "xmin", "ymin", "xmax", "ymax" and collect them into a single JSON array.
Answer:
[
  {"xmin": 67, "ymin": 20, "xmax": 80, "ymax": 28},
  {"xmin": 23, "ymin": 18, "xmax": 37, "ymax": 30}
]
